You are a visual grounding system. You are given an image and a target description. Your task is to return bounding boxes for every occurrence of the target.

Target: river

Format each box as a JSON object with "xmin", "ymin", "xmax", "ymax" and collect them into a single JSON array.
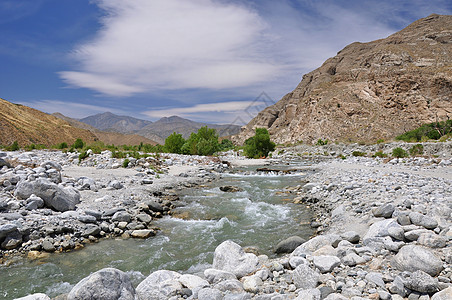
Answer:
[{"xmin": 0, "ymin": 164, "xmax": 314, "ymax": 299}]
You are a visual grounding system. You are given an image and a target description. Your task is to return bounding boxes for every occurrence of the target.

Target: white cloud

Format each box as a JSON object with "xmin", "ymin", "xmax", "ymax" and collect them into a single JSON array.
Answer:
[
  {"xmin": 16, "ymin": 100, "xmax": 124, "ymax": 119},
  {"xmin": 144, "ymin": 100, "xmax": 268, "ymax": 124}
]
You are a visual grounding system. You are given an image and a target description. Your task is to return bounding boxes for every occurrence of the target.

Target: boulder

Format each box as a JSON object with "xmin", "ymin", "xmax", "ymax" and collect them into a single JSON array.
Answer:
[
  {"xmin": 417, "ymin": 232, "xmax": 447, "ymax": 248},
  {"xmin": 340, "ymin": 231, "xmax": 360, "ymax": 243},
  {"xmin": 0, "ymin": 223, "xmax": 18, "ymax": 240},
  {"xmin": 198, "ymin": 288, "xmax": 223, "ymax": 300},
  {"xmin": 108, "ymin": 180, "xmax": 123, "ymax": 189},
  {"xmin": 372, "ymin": 203, "xmax": 395, "ymax": 218},
  {"xmin": 178, "ymin": 274, "xmax": 209, "ymax": 290},
  {"xmin": 363, "ymin": 219, "xmax": 402, "ymax": 243},
  {"xmin": 219, "ymin": 186, "xmax": 242, "ymax": 192},
  {"xmin": 298, "ymin": 234, "xmax": 341, "ymax": 252},
  {"xmin": 136, "ymin": 270, "xmax": 181, "ymax": 300},
  {"xmin": 409, "ymin": 212, "xmax": 438, "ymax": 229},
  {"xmin": 212, "ymin": 240, "xmax": 259, "ymax": 278},
  {"xmin": 313, "ymin": 255, "xmax": 341, "ymax": 273},
  {"xmin": 15, "ymin": 294, "xmax": 50, "ymax": 300},
  {"xmin": 242, "ymin": 275, "xmax": 263, "ymax": 293},
  {"xmin": 295, "ymin": 289, "xmax": 321, "ymax": 300},
  {"xmin": 131, "ymin": 230, "xmax": 155, "ymax": 239},
  {"xmin": 15, "ymin": 179, "xmax": 80, "ymax": 212},
  {"xmin": 111, "ymin": 211, "xmax": 132, "ymax": 223},
  {"xmin": 432, "ymin": 287, "xmax": 452, "ymax": 300},
  {"xmin": 204, "ymin": 269, "xmax": 237, "ymax": 284},
  {"xmin": 67, "ymin": 268, "xmax": 135, "ymax": 300},
  {"xmin": 404, "ymin": 270, "xmax": 439, "ymax": 293},
  {"xmin": 391, "ymin": 245, "xmax": 443, "ymax": 276},
  {"xmin": 275, "ymin": 236, "xmax": 306, "ymax": 254},
  {"xmin": 292, "ymin": 264, "xmax": 320, "ymax": 289},
  {"xmin": 0, "ymin": 158, "xmax": 11, "ymax": 168}
]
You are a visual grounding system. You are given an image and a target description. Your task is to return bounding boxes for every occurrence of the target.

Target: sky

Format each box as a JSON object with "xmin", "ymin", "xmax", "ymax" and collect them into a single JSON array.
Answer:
[{"xmin": 1, "ymin": 0, "xmax": 451, "ymax": 125}]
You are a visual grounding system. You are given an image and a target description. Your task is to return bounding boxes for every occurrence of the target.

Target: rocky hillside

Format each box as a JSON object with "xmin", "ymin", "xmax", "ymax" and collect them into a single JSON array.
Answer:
[
  {"xmin": 79, "ymin": 112, "xmax": 152, "ymax": 134},
  {"xmin": 0, "ymin": 98, "xmax": 97, "ymax": 146},
  {"xmin": 53, "ymin": 113, "xmax": 157, "ymax": 146},
  {"xmin": 237, "ymin": 14, "xmax": 452, "ymax": 144}
]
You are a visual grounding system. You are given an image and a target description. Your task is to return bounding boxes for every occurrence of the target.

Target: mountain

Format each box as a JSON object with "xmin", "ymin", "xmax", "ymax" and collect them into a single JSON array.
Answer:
[
  {"xmin": 79, "ymin": 112, "xmax": 152, "ymax": 134},
  {"xmin": 137, "ymin": 116, "xmax": 241, "ymax": 144},
  {"xmin": 52, "ymin": 113, "xmax": 157, "ymax": 146},
  {"xmin": 78, "ymin": 112, "xmax": 241, "ymax": 145},
  {"xmin": 236, "ymin": 14, "xmax": 452, "ymax": 144},
  {"xmin": 0, "ymin": 98, "xmax": 97, "ymax": 146}
]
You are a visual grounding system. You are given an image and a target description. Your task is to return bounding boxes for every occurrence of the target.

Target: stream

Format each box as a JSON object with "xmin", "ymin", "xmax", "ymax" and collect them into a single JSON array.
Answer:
[{"xmin": 0, "ymin": 164, "xmax": 314, "ymax": 299}]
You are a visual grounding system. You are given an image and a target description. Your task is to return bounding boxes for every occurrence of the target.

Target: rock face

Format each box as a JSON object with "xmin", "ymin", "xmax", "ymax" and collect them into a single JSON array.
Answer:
[
  {"xmin": 67, "ymin": 268, "xmax": 136, "ymax": 300},
  {"xmin": 236, "ymin": 14, "xmax": 452, "ymax": 144}
]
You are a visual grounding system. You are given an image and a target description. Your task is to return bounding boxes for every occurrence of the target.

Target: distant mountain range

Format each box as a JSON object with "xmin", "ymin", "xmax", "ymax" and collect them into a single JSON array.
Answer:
[{"xmin": 75, "ymin": 112, "xmax": 241, "ymax": 144}]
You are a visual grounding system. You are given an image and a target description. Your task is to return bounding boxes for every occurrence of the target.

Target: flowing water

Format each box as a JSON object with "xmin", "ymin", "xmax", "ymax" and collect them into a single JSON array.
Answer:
[{"xmin": 0, "ymin": 164, "xmax": 314, "ymax": 299}]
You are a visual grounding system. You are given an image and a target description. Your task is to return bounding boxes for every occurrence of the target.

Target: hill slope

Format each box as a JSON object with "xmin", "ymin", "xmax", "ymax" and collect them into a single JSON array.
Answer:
[
  {"xmin": 0, "ymin": 98, "xmax": 97, "ymax": 146},
  {"xmin": 52, "ymin": 113, "xmax": 157, "ymax": 146},
  {"xmin": 237, "ymin": 14, "xmax": 452, "ymax": 144},
  {"xmin": 79, "ymin": 112, "xmax": 152, "ymax": 134}
]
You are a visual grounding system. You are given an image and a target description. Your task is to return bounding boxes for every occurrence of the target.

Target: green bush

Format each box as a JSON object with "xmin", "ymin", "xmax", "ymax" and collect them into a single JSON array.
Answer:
[
  {"xmin": 219, "ymin": 139, "xmax": 234, "ymax": 151},
  {"xmin": 316, "ymin": 139, "xmax": 328, "ymax": 146},
  {"xmin": 6, "ymin": 141, "xmax": 19, "ymax": 151},
  {"xmin": 243, "ymin": 128, "xmax": 276, "ymax": 158},
  {"xmin": 122, "ymin": 158, "xmax": 130, "ymax": 168},
  {"xmin": 164, "ymin": 132, "xmax": 185, "ymax": 154},
  {"xmin": 181, "ymin": 126, "xmax": 220, "ymax": 156},
  {"xmin": 352, "ymin": 151, "xmax": 366, "ymax": 157},
  {"xmin": 373, "ymin": 151, "xmax": 388, "ymax": 158},
  {"xmin": 78, "ymin": 150, "xmax": 89, "ymax": 162},
  {"xmin": 396, "ymin": 120, "xmax": 452, "ymax": 142},
  {"xmin": 73, "ymin": 138, "xmax": 84, "ymax": 149},
  {"xmin": 392, "ymin": 147, "xmax": 408, "ymax": 158},
  {"xmin": 409, "ymin": 144, "xmax": 424, "ymax": 156}
]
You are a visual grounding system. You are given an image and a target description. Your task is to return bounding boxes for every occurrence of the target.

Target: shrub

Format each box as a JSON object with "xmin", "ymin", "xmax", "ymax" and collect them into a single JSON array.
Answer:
[
  {"xmin": 352, "ymin": 151, "xmax": 366, "ymax": 157},
  {"xmin": 181, "ymin": 126, "xmax": 220, "ymax": 156},
  {"xmin": 243, "ymin": 128, "xmax": 276, "ymax": 158},
  {"xmin": 73, "ymin": 138, "xmax": 84, "ymax": 149},
  {"xmin": 78, "ymin": 150, "xmax": 89, "ymax": 162},
  {"xmin": 409, "ymin": 144, "xmax": 424, "ymax": 156},
  {"xmin": 6, "ymin": 141, "xmax": 19, "ymax": 151},
  {"xmin": 373, "ymin": 151, "xmax": 388, "ymax": 158},
  {"xmin": 337, "ymin": 154, "xmax": 346, "ymax": 160},
  {"xmin": 122, "ymin": 158, "xmax": 130, "ymax": 168},
  {"xmin": 376, "ymin": 139, "xmax": 385, "ymax": 144},
  {"xmin": 219, "ymin": 139, "xmax": 234, "ymax": 151},
  {"xmin": 392, "ymin": 147, "xmax": 408, "ymax": 158},
  {"xmin": 56, "ymin": 142, "xmax": 68, "ymax": 149},
  {"xmin": 316, "ymin": 139, "xmax": 328, "ymax": 146},
  {"xmin": 164, "ymin": 132, "xmax": 185, "ymax": 154},
  {"xmin": 396, "ymin": 120, "xmax": 452, "ymax": 142}
]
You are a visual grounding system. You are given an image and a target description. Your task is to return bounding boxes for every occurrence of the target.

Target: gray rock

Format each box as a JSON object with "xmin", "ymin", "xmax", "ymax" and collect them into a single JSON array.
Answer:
[
  {"xmin": 417, "ymin": 232, "xmax": 447, "ymax": 248},
  {"xmin": 198, "ymin": 288, "xmax": 223, "ymax": 300},
  {"xmin": 204, "ymin": 268, "xmax": 237, "ymax": 284},
  {"xmin": 340, "ymin": 231, "xmax": 360, "ymax": 243},
  {"xmin": 78, "ymin": 215, "xmax": 97, "ymax": 223},
  {"xmin": 405, "ymin": 229, "xmax": 430, "ymax": 241},
  {"xmin": 212, "ymin": 240, "xmax": 259, "ymax": 278},
  {"xmin": 213, "ymin": 279, "xmax": 244, "ymax": 293},
  {"xmin": 365, "ymin": 272, "xmax": 385, "ymax": 288},
  {"xmin": 136, "ymin": 213, "xmax": 152, "ymax": 224},
  {"xmin": 0, "ymin": 158, "xmax": 11, "ymax": 168},
  {"xmin": 389, "ymin": 275, "xmax": 408, "ymax": 297},
  {"xmin": 404, "ymin": 270, "xmax": 439, "ymax": 293},
  {"xmin": 15, "ymin": 179, "xmax": 80, "ymax": 212},
  {"xmin": 397, "ymin": 214, "xmax": 411, "ymax": 226},
  {"xmin": 341, "ymin": 252, "xmax": 366, "ymax": 266},
  {"xmin": 84, "ymin": 209, "xmax": 102, "ymax": 220},
  {"xmin": 391, "ymin": 245, "xmax": 444, "ymax": 276},
  {"xmin": 409, "ymin": 212, "xmax": 438, "ymax": 229},
  {"xmin": 324, "ymin": 293, "xmax": 348, "ymax": 300},
  {"xmin": 299, "ymin": 234, "xmax": 341, "ymax": 252},
  {"xmin": 42, "ymin": 240, "xmax": 55, "ymax": 252},
  {"xmin": 295, "ymin": 289, "xmax": 321, "ymax": 300},
  {"xmin": 82, "ymin": 225, "xmax": 101, "ymax": 237},
  {"xmin": 14, "ymin": 293, "xmax": 50, "ymax": 300},
  {"xmin": 111, "ymin": 211, "xmax": 132, "ymax": 223},
  {"xmin": 432, "ymin": 287, "xmax": 452, "ymax": 300},
  {"xmin": 275, "ymin": 236, "xmax": 306, "ymax": 254},
  {"xmin": 292, "ymin": 264, "xmax": 320, "ymax": 289},
  {"xmin": 146, "ymin": 200, "xmax": 165, "ymax": 213},
  {"xmin": 178, "ymin": 274, "xmax": 209, "ymax": 290},
  {"xmin": 131, "ymin": 230, "xmax": 154, "ymax": 239},
  {"xmin": 372, "ymin": 203, "xmax": 395, "ymax": 218},
  {"xmin": 242, "ymin": 275, "xmax": 263, "ymax": 293},
  {"xmin": 313, "ymin": 255, "xmax": 341, "ymax": 273},
  {"xmin": 40, "ymin": 161, "xmax": 62, "ymax": 171},
  {"xmin": 223, "ymin": 292, "xmax": 252, "ymax": 300},
  {"xmin": 0, "ymin": 223, "xmax": 18, "ymax": 239},
  {"xmin": 289, "ymin": 256, "xmax": 308, "ymax": 268},
  {"xmin": 108, "ymin": 180, "xmax": 123, "ymax": 189},
  {"xmin": 363, "ymin": 219, "xmax": 402, "ymax": 243},
  {"xmin": 388, "ymin": 226, "xmax": 405, "ymax": 240},
  {"xmin": 67, "ymin": 268, "xmax": 135, "ymax": 300},
  {"xmin": 136, "ymin": 270, "xmax": 181, "ymax": 300}
]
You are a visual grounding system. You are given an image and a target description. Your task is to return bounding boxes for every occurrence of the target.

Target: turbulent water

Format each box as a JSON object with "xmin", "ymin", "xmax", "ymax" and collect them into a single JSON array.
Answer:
[{"xmin": 0, "ymin": 165, "xmax": 314, "ymax": 299}]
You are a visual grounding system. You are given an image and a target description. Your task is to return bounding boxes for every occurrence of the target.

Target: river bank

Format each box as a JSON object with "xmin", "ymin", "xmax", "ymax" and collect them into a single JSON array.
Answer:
[{"xmin": 4, "ymin": 142, "xmax": 452, "ymax": 299}]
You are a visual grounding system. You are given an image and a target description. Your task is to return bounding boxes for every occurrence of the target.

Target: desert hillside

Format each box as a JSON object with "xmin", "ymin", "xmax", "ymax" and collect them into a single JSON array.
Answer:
[{"xmin": 237, "ymin": 14, "xmax": 452, "ymax": 144}]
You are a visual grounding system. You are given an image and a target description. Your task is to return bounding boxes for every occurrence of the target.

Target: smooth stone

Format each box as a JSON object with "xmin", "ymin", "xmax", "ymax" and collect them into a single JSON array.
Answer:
[
  {"xmin": 295, "ymin": 288, "xmax": 321, "ymax": 300},
  {"xmin": 275, "ymin": 236, "xmax": 306, "ymax": 254},
  {"xmin": 292, "ymin": 264, "xmax": 320, "ymax": 289},
  {"xmin": 67, "ymin": 268, "xmax": 135, "ymax": 300},
  {"xmin": 372, "ymin": 203, "xmax": 395, "ymax": 218},
  {"xmin": 198, "ymin": 288, "xmax": 223, "ymax": 300},
  {"xmin": 363, "ymin": 219, "xmax": 402, "ymax": 243},
  {"xmin": 432, "ymin": 287, "xmax": 452, "ymax": 300},
  {"xmin": 213, "ymin": 279, "xmax": 244, "ymax": 293},
  {"xmin": 131, "ymin": 229, "xmax": 154, "ymax": 239},
  {"xmin": 178, "ymin": 274, "xmax": 209, "ymax": 290},
  {"xmin": 212, "ymin": 240, "xmax": 259, "ymax": 279},
  {"xmin": 204, "ymin": 268, "xmax": 237, "ymax": 284},
  {"xmin": 136, "ymin": 270, "xmax": 181, "ymax": 300},
  {"xmin": 404, "ymin": 270, "xmax": 440, "ymax": 293},
  {"xmin": 365, "ymin": 272, "xmax": 385, "ymax": 288},
  {"xmin": 409, "ymin": 212, "xmax": 438, "ymax": 229},
  {"xmin": 111, "ymin": 211, "xmax": 132, "ymax": 223},
  {"xmin": 298, "ymin": 234, "xmax": 341, "ymax": 252},
  {"xmin": 417, "ymin": 232, "xmax": 447, "ymax": 248},
  {"xmin": 242, "ymin": 275, "xmax": 263, "ymax": 293},
  {"xmin": 391, "ymin": 245, "xmax": 444, "ymax": 276},
  {"xmin": 313, "ymin": 255, "xmax": 341, "ymax": 273},
  {"xmin": 340, "ymin": 231, "xmax": 360, "ymax": 243}
]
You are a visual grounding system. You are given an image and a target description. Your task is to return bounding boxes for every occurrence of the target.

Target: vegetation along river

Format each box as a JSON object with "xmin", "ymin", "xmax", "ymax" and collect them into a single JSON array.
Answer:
[{"xmin": 0, "ymin": 164, "xmax": 314, "ymax": 299}]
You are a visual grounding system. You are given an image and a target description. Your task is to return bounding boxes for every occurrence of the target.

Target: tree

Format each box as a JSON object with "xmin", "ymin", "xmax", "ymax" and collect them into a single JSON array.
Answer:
[
  {"xmin": 244, "ymin": 128, "xmax": 275, "ymax": 158},
  {"xmin": 181, "ymin": 126, "xmax": 220, "ymax": 156},
  {"xmin": 164, "ymin": 132, "xmax": 185, "ymax": 154},
  {"xmin": 219, "ymin": 139, "xmax": 234, "ymax": 151},
  {"xmin": 73, "ymin": 138, "xmax": 84, "ymax": 149}
]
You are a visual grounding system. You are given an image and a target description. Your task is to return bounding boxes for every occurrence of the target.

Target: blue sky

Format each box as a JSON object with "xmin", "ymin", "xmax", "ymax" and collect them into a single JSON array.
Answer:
[{"xmin": 1, "ymin": 0, "xmax": 451, "ymax": 125}]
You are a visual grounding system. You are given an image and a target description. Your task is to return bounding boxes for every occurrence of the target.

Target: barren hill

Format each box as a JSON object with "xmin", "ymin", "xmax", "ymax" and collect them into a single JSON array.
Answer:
[
  {"xmin": 79, "ymin": 112, "xmax": 152, "ymax": 134},
  {"xmin": 236, "ymin": 14, "xmax": 452, "ymax": 144},
  {"xmin": 0, "ymin": 98, "xmax": 97, "ymax": 146},
  {"xmin": 52, "ymin": 113, "xmax": 157, "ymax": 146}
]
